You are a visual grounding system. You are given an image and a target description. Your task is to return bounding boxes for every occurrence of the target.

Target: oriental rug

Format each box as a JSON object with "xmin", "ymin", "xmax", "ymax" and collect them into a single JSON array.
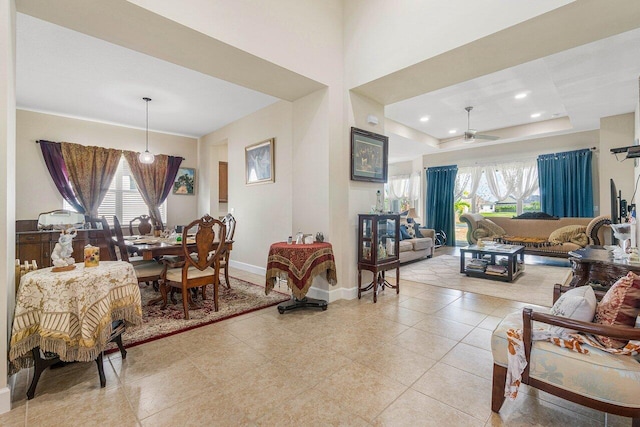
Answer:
[
  {"xmin": 106, "ymin": 277, "xmax": 289, "ymax": 351},
  {"xmin": 400, "ymin": 255, "xmax": 572, "ymax": 307}
]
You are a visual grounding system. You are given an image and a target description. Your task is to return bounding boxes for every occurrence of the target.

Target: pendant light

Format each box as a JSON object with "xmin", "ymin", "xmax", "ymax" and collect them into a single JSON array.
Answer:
[{"xmin": 138, "ymin": 97, "xmax": 155, "ymax": 164}]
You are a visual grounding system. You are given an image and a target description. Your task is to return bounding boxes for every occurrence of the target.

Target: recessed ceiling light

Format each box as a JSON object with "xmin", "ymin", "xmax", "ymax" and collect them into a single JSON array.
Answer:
[
  {"xmin": 514, "ymin": 92, "xmax": 528, "ymax": 99},
  {"xmin": 449, "ymin": 129, "xmax": 456, "ymax": 134},
  {"xmin": 419, "ymin": 116, "xmax": 429, "ymax": 122},
  {"xmin": 531, "ymin": 113, "xmax": 541, "ymax": 118}
]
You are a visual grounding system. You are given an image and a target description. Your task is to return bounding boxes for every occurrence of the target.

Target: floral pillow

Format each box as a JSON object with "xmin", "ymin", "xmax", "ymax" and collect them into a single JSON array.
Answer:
[{"xmin": 594, "ymin": 272, "xmax": 640, "ymax": 349}]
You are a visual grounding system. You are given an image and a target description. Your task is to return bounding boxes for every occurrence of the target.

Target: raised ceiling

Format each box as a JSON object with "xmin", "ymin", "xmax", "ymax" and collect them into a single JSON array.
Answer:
[{"xmin": 385, "ymin": 27, "xmax": 640, "ymax": 162}]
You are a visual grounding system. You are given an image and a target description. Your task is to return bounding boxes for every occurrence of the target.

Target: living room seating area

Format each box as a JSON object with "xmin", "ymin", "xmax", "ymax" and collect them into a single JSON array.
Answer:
[{"xmin": 460, "ymin": 213, "xmax": 610, "ymax": 257}]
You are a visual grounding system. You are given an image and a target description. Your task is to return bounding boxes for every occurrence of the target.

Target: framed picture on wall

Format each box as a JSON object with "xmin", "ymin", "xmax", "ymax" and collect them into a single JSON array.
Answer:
[
  {"xmin": 245, "ymin": 138, "xmax": 275, "ymax": 185},
  {"xmin": 173, "ymin": 167, "xmax": 196, "ymax": 195},
  {"xmin": 350, "ymin": 127, "xmax": 388, "ymax": 183}
]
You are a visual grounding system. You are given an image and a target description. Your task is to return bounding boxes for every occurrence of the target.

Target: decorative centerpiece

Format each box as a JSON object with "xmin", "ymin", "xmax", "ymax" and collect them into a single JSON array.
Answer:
[{"xmin": 51, "ymin": 227, "xmax": 77, "ymax": 272}]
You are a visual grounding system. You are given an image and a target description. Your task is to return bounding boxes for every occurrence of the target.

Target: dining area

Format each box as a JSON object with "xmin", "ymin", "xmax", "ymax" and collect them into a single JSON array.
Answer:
[
  {"xmin": 10, "ymin": 211, "xmax": 242, "ymax": 400},
  {"xmin": 104, "ymin": 213, "xmax": 236, "ymax": 319}
]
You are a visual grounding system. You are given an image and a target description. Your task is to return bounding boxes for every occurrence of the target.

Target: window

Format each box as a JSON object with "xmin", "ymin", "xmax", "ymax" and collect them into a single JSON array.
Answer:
[{"xmin": 64, "ymin": 157, "xmax": 166, "ymax": 226}]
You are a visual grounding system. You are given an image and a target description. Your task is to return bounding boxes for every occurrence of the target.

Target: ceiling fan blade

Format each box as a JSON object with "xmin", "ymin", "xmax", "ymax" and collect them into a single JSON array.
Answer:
[{"xmin": 474, "ymin": 134, "xmax": 499, "ymax": 141}]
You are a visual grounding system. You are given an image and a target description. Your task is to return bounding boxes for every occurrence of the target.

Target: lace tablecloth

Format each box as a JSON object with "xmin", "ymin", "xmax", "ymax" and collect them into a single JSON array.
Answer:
[
  {"xmin": 265, "ymin": 242, "xmax": 337, "ymax": 299},
  {"xmin": 10, "ymin": 261, "xmax": 142, "ymax": 370}
]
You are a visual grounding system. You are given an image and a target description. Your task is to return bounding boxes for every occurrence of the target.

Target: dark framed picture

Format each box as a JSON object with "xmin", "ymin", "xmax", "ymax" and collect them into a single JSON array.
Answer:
[
  {"xmin": 173, "ymin": 167, "xmax": 196, "ymax": 195},
  {"xmin": 245, "ymin": 138, "xmax": 275, "ymax": 185},
  {"xmin": 350, "ymin": 127, "xmax": 388, "ymax": 183}
]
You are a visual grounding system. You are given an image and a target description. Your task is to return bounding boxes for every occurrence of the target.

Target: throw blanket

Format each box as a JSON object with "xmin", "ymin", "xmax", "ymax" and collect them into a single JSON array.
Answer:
[
  {"xmin": 495, "ymin": 236, "xmax": 558, "ymax": 248},
  {"xmin": 505, "ymin": 328, "xmax": 640, "ymax": 400}
]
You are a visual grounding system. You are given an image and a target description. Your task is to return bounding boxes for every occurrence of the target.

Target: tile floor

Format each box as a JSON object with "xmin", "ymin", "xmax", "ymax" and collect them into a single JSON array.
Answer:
[{"xmin": 0, "ymin": 250, "xmax": 631, "ymax": 426}]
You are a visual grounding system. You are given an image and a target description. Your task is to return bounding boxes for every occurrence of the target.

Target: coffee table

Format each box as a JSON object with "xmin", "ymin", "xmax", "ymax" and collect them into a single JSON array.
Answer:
[{"xmin": 460, "ymin": 244, "xmax": 525, "ymax": 282}]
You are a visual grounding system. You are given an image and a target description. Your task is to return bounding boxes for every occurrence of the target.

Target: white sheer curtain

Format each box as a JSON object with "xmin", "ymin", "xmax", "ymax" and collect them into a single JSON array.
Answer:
[
  {"xmin": 507, "ymin": 160, "xmax": 539, "ymax": 213},
  {"xmin": 386, "ymin": 172, "xmax": 422, "ymax": 214},
  {"xmin": 388, "ymin": 175, "xmax": 410, "ymax": 200},
  {"xmin": 454, "ymin": 161, "xmax": 539, "ymax": 215},
  {"xmin": 485, "ymin": 166, "xmax": 515, "ymax": 202},
  {"xmin": 455, "ymin": 166, "xmax": 483, "ymax": 199}
]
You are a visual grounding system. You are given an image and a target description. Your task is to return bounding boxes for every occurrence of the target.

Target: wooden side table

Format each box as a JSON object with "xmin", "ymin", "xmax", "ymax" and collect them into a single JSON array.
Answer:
[{"xmin": 265, "ymin": 242, "xmax": 337, "ymax": 313}]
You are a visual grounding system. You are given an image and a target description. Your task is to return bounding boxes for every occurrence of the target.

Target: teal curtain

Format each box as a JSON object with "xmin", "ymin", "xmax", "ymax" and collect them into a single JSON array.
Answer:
[
  {"xmin": 426, "ymin": 165, "xmax": 458, "ymax": 246},
  {"xmin": 537, "ymin": 149, "xmax": 593, "ymax": 217}
]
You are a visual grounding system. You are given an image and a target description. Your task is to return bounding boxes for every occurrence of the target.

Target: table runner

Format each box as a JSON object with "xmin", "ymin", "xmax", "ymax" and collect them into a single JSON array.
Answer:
[
  {"xmin": 10, "ymin": 261, "xmax": 142, "ymax": 370},
  {"xmin": 265, "ymin": 242, "xmax": 337, "ymax": 299}
]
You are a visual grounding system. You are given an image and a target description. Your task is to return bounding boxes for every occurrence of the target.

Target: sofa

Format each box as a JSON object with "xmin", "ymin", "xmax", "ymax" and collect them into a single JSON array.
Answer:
[
  {"xmin": 399, "ymin": 227, "xmax": 435, "ymax": 264},
  {"xmin": 460, "ymin": 213, "xmax": 610, "ymax": 258}
]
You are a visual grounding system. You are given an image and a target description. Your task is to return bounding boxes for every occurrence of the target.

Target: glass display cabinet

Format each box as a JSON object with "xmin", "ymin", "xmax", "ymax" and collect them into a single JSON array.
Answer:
[{"xmin": 357, "ymin": 213, "xmax": 400, "ymax": 303}]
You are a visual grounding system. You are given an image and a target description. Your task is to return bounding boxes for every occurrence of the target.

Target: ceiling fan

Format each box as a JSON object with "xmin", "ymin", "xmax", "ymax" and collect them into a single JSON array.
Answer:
[{"xmin": 463, "ymin": 106, "xmax": 499, "ymax": 143}]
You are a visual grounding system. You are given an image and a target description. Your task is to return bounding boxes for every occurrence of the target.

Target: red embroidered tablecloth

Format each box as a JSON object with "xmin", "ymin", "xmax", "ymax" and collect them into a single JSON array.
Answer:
[{"xmin": 265, "ymin": 242, "xmax": 337, "ymax": 299}]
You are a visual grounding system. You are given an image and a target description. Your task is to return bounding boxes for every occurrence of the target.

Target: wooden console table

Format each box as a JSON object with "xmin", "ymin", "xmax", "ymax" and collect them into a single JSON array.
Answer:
[{"xmin": 568, "ymin": 246, "xmax": 640, "ymax": 290}]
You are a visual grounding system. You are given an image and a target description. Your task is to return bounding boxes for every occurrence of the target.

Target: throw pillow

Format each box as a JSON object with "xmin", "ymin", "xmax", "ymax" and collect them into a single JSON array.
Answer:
[
  {"xmin": 594, "ymin": 271, "xmax": 640, "ymax": 349},
  {"xmin": 400, "ymin": 216, "xmax": 416, "ymax": 238},
  {"xmin": 414, "ymin": 223, "xmax": 424, "ymax": 238},
  {"xmin": 400, "ymin": 225, "xmax": 411, "ymax": 240},
  {"xmin": 549, "ymin": 285, "xmax": 597, "ymax": 336},
  {"xmin": 548, "ymin": 225, "xmax": 588, "ymax": 246},
  {"xmin": 477, "ymin": 219, "xmax": 506, "ymax": 237}
]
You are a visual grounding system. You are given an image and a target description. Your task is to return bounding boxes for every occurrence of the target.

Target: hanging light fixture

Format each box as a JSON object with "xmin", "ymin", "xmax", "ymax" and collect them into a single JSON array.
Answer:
[{"xmin": 138, "ymin": 97, "xmax": 155, "ymax": 164}]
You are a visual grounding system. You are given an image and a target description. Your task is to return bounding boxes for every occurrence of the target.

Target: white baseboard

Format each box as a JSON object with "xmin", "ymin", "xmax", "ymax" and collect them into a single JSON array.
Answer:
[
  {"xmin": 0, "ymin": 386, "xmax": 11, "ymax": 414},
  {"xmin": 307, "ymin": 285, "xmax": 358, "ymax": 302},
  {"xmin": 229, "ymin": 261, "xmax": 358, "ymax": 302},
  {"xmin": 229, "ymin": 260, "xmax": 265, "ymax": 276}
]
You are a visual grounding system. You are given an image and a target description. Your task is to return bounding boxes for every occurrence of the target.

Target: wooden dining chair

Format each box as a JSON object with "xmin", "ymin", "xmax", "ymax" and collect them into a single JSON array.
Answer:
[
  {"xmin": 160, "ymin": 215, "xmax": 226, "ymax": 320},
  {"xmin": 85, "ymin": 216, "xmax": 117, "ymax": 261},
  {"xmin": 112, "ymin": 216, "xmax": 165, "ymax": 289},
  {"xmin": 129, "ymin": 215, "xmax": 153, "ymax": 236},
  {"xmin": 219, "ymin": 213, "xmax": 236, "ymax": 289}
]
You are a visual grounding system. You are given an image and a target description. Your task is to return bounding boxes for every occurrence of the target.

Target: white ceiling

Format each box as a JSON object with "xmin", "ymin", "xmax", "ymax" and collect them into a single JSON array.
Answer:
[
  {"xmin": 16, "ymin": 13, "xmax": 279, "ymax": 138},
  {"xmin": 16, "ymin": 11, "xmax": 640, "ymax": 160},
  {"xmin": 386, "ymin": 27, "xmax": 640, "ymax": 163}
]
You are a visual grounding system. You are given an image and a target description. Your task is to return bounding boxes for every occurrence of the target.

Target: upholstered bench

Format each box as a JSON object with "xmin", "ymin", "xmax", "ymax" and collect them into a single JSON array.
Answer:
[{"xmin": 491, "ymin": 284, "xmax": 640, "ymax": 425}]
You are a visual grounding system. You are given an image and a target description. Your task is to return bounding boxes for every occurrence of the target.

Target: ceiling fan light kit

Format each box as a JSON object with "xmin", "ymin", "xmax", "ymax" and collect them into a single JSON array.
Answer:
[{"xmin": 139, "ymin": 97, "xmax": 155, "ymax": 164}]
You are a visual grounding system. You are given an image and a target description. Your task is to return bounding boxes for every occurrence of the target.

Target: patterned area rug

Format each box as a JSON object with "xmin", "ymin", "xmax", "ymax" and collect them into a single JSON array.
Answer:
[
  {"xmin": 401, "ymin": 255, "xmax": 572, "ymax": 307},
  {"xmin": 107, "ymin": 277, "xmax": 290, "ymax": 351}
]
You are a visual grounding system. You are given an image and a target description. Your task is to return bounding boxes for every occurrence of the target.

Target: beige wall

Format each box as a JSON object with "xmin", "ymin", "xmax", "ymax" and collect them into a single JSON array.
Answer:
[
  {"xmin": 599, "ymin": 113, "xmax": 635, "ymax": 219},
  {"xmin": 199, "ymin": 101, "xmax": 294, "ymax": 274},
  {"xmin": 16, "ymin": 110, "xmax": 198, "ymax": 226},
  {"xmin": 0, "ymin": 0, "xmax": 16, "ymax": 411}
]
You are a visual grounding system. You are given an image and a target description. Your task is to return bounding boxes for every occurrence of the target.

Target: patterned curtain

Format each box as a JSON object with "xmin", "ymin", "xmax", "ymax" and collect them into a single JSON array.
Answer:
[
  {"xmin": 426, "ymin": 165, "xmax": 458, "ymax": 246},
  {"xmin": 38, "ymin": 140, "xmax": 84, "ymax": 213},
  {"xmin": 537, "ymin": 149, "xmax": 593, "ymax": 217},
  {"xmin": 60, "ymin": 142, "xmax": 121, "ymax": 218},
  {"xmin": 123, "ymin": 151, "xmax": 182, "ymax": 224}
]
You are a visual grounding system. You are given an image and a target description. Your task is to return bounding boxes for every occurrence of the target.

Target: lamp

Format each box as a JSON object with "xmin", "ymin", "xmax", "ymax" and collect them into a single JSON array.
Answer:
[
  {"xmin": 138, "ymin": 97, "xmax": 155, "ymax": 164},
  {"xmin": 407, "ymin": 208, "xmax": 418, "ymax": 219}
]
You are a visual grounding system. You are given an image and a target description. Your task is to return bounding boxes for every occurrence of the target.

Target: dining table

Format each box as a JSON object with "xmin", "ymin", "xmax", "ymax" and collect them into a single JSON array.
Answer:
[
  {"xmin": 9, "ymin": 261, "xmax": 143, "ymax": 370},
  {"xmin": 124, "ymin": 235, "xmax": 233, "ymax": 260}
]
